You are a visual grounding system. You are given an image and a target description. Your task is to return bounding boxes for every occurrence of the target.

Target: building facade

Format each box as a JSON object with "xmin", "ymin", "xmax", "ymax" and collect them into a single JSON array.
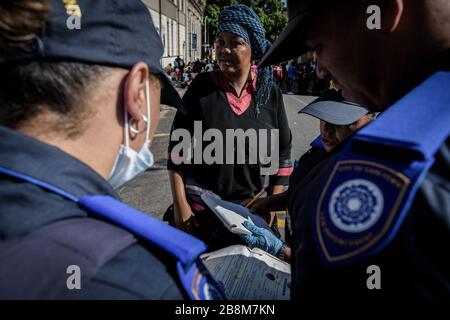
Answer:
[{"xmin": 142, "ymin": 0, "xmax": 205, "ymax": 68}]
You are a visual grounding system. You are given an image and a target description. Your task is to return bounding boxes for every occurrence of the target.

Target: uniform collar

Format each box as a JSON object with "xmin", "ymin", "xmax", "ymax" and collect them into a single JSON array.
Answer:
[
  {"xmin": 0, "ymin": 125, "xmax": 118, "ymax": 199},
  {"xmin": 389, "ymin": 48, "xmax": 450, "ymax": 107}
]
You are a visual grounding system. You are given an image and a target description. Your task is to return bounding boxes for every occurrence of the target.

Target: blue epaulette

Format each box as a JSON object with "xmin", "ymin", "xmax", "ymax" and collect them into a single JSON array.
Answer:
[
  {"xmin": 313, "ymin": 71, "xmax": 450, "ymax": 267},
  {"xmin": 310, "ymin": 136, "xmax": 324, "ymax": 149},
  {"xmin": 0, "ymin": 166, "xmax": 225, "ymax": 300}
]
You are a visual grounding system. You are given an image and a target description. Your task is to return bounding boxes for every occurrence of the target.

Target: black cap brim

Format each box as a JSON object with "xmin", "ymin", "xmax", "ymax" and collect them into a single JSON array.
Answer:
[
  {"xmin": 259, "ymin": 11, "xmax": 311, "ymax": 67},
  {"xmin": 154, "ymin": 68, "xmax": 187, "ymax": 114}
]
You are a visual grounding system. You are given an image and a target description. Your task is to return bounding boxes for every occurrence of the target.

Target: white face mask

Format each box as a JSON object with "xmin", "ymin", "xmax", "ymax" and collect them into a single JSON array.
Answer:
[{"xmin": 108, "ymin": 80, "xmax": 155, "ymax": 188}]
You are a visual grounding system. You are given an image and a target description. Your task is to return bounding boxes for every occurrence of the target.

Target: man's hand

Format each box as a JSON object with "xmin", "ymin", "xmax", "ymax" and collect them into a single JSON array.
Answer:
[
  {"xmin": 250, "ymin": 191, "xmax": 288, "ymax": 213},
  {"xmin": 174, "ymin": 204, "xmax": 198, "ymax": 235},
  {"xmin": 249, "ymin": 196, "xmax": 274, "ymax": 222},
  {"xmin": 240, "ymin": 221, "xmax": 284, "ymax": 256}
]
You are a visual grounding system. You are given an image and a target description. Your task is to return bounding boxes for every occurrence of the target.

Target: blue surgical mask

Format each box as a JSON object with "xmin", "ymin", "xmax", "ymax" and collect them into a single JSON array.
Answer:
[{"xmin": 108, "ymin": 80, "xmax": 154, "ymax": 188}]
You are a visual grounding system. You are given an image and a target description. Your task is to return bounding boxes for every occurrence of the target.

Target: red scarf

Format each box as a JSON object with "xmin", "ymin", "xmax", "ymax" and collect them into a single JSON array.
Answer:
[{"xmin": 210, "ymin": 70, "xmax": 257, "ymax": 115}]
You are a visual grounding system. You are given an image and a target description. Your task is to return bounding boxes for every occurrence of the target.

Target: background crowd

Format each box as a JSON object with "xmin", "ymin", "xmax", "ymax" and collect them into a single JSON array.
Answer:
[{"xmin": 165, "ymin": 56, "xmax": 329, "ymax": 95}]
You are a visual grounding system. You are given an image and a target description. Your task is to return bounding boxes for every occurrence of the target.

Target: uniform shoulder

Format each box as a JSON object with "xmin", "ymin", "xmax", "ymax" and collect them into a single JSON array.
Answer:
[
  {"xmin": 67, "ymin": 243, "xmax": 185, "ymax": 299},
  {"xmin": 181, "ymin": 71, "xmax": 220, "ymax": 113},
  {"xmin": 421, "ymin": 137, "xmax": 450, "ymax": 228},
  {"xmin": 268, "ymin": 82, "xmax": 284, "ymax": 105},
  {"xmin": 187, "ymin": 71, "xmax": 216, "ymax": 90},
  {"xmin": 270, "ymin": 81, "xmax": 282, "ymax": 94}
]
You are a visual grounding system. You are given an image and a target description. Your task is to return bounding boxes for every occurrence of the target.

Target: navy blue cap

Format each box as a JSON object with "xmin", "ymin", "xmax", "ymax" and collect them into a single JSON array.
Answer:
[
  {"xmin": 0, "ymin": 0, "xmax": 184, "ymax": 111},
  {"xmin": 299, "ymin": 90, "xmax": 370, "ymax": 125}
]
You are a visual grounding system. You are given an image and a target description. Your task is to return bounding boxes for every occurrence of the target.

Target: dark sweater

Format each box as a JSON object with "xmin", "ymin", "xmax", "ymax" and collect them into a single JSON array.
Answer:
[
  {"xmin": 168, "ymin": 72, "xmax": 292, "ymax": 201},
  {"xmin": 0, "ymin": 126, "xmax": 185, "ymax": 299}
]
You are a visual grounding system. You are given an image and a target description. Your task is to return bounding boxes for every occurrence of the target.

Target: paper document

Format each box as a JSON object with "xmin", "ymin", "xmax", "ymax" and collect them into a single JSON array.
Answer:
[
  {"xmin": 200, "ymin": 194, "xmax": 271, "ymax": 236},
  {"xmin": 201, "ymin": 245, "xmax": 291, "ymax": 300}
]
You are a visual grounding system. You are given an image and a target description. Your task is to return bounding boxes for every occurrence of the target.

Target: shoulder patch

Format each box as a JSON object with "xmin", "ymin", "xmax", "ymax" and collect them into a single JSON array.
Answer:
[
  {"xmin": 314, "ymin": 159, "xmax": 411, "ymax": 267},
  {"xmin": 177, "ymin": 260, "xmax": 225, "ymax": 300},
  {"xmin": 312, "ymin": 72, "xmax": 450, "ymax": 267}
]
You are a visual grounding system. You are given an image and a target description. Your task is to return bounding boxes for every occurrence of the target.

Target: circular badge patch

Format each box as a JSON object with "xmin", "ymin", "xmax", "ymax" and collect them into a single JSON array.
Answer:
[{"xmin": 328, "ymin": 179, "xmax": 384, "ymax": 233}]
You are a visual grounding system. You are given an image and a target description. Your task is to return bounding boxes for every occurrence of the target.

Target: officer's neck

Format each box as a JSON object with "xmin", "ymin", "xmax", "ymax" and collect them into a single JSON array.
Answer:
[{"xmin": 17, "ymin": 109, "xmax": 120, "ymax": 181}]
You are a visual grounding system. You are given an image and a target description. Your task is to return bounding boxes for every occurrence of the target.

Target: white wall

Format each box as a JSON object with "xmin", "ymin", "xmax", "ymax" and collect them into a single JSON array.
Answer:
[
  {"xmin": 149, "ymin": 8, "xmax": 159, "ymax": 33},
  {"xmin": 179, "ymin": 24, "xmax": 186, "ymax": 60},
  {"xmin": 145, "ymin": 1, "xmax": 203, "ymax": 64},
  {"xmin": 173, "ymin": 21, "xmax": 179, "ymax": 57},
  {"xmin": 161, "ymin": 15, "xmax": 167, "ymax": 57}
]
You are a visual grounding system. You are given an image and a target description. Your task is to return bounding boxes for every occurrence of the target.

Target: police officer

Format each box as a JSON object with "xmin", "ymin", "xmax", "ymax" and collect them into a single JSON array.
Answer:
[
  {"xmin": 0, "ymin": 0, "xmax": 222, "ymax": 300},
  {"xmin": 258, "ymin": 0, "xmax": 449, "ymax": 299},
  {"xmin": 240, "ymin": 90, "xmax": 376, "ymax": 263}
]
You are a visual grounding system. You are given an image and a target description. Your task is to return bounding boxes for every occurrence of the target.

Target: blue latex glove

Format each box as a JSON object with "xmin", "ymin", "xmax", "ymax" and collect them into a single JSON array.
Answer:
[{"xmin": 241, "ymin": 220, "xmax": 284, "ymax": 256}]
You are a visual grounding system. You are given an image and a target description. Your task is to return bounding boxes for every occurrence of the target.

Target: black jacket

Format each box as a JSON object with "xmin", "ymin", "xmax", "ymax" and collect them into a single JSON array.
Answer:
[
  {"xmin": 0, "ymin": 126, "xmax": 185, "ymax": 299},
  {"xmin": 168, "ymin": 71, "xmax": 293, "ymax": 201},
  {"xmin": 288, "ymin": 52, "xmax": 450, "ymax": 300}
]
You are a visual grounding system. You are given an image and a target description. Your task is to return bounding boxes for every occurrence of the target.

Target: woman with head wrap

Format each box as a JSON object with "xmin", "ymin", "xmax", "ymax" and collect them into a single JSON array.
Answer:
[{"xmin": 167, "ymin": 4, "xmax": 293, "ymax": 250}]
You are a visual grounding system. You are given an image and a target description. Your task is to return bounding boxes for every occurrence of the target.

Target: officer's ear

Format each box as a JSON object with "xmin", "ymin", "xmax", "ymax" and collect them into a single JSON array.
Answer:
[
  {"xmin": 124, "ymin": 62, "xmax": 149, "ymax": 123},
  {"xmin": 379, "ymin": 0, "xmax": 404, "ymax": 34}
]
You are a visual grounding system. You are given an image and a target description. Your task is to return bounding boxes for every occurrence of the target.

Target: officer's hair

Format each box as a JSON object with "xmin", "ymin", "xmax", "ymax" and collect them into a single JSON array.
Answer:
[
  {"xmin": 0, "ymin": 0, "xmax": 49, "ymax": 48},
  {"xmin": 0, "ymin": 0, "xmax": 114, "ymax": 138},
  {"xmin": 0, "ymin": 61, "xmax": 114, "ymax": 137}
]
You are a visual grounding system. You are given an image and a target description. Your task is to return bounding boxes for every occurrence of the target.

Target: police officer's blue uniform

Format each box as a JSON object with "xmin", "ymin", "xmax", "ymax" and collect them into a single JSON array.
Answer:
[
  {"xmin": 0, "ymin": 0, "xmax": 223, "ymax": 300},
  {"xmin": 0, "ymin": 126, "xmax": 223, "ymax": 299},
  {"xmin": 288, "ymin": 54, "xmax": 450, "ymax": 299}
]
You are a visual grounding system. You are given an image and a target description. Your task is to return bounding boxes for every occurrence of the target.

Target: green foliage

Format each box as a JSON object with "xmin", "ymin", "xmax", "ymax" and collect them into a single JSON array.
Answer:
[{"xmin": 204, "ymin": 0, "xmax": 287, "ymax": 44}]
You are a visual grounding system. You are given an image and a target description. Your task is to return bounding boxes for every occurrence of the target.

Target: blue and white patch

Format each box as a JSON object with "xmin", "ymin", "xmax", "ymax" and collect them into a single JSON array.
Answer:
[
  {"xmin": 311, "ymin": 72, "xmax": 450, "ymax": 267},
  {"xmin": 313, "ymin": 160, "xmax": 411, "ymax": 267},
  {"xmin": 329, "ymin": 179, "xmax": 384, "ymax": 233},
  {"xmin": 177, "ymin": 260, "xmax": 226, "ymax": 300}
]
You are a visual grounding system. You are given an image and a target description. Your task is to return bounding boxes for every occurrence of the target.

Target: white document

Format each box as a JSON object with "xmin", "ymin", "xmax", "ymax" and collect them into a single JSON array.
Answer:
[
  {"xmin": 201, "ymin": 245, "xmax": 291, "ymax": 300},
  {"xmin": 200, "ymin": 194, "xmax": 270, "ymax": 236}
]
